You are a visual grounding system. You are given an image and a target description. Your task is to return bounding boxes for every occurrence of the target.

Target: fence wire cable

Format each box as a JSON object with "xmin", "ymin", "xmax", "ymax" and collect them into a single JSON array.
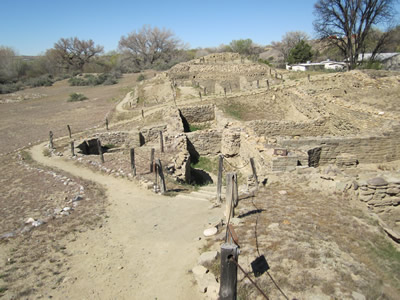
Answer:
[
  {"xmin": 229, "ymin": 257, "xmax": 270, "ymax": 300},
  {"xmin": 224, "ymin": 159, "xmax": 250, "ymax": 170},
  {"xmin": 251, "ymin": 196, "xmax": 290, "ymax": 300}
]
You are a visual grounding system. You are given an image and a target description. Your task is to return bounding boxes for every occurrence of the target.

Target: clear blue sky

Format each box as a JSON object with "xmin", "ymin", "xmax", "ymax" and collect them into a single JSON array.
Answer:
[{"xmin": 0, "ymin": 0, "xmax": 395, "ymax": 56}]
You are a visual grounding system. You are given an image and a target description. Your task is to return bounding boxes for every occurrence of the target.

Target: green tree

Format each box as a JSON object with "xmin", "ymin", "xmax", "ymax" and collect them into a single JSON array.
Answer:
[
  {"xmin": 287, "ymin": 40, "xmax": 313, "ymax": 64},
  {"xmin": 228, "ymin": 39, "xmax": 254, "ymax": 55}
]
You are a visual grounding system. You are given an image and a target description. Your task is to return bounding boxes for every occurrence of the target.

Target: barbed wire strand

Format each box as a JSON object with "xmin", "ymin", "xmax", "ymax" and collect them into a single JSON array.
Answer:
[
  {"xmin": 229, "ymin": 257, "xmax": 270, "ymax": 300},
  {"xmin": 224, "ymin": 159, "xmax": 250, "ymax": 170},
  {"xmin": 251, "ymin": 196, "xmax": 290, "ymax": 300}
]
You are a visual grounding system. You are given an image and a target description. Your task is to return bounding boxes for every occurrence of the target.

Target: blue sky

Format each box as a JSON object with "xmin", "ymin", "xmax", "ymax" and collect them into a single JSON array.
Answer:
[{"xmin": 0, "ymin": 0, "xmax": 396, "ymax": 55}]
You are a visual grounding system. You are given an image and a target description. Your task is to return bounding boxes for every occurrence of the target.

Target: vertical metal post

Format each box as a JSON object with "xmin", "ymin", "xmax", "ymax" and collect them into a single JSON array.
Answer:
[
  {"xmin": 217, "ymin": 155, "xmax": 224, "ymax": 203},
  {"xmin": 130, "ymin": 148, "xmax": 136, "ymax": 176},
  {"xmin": 150, "ymin": 148, "xmax": 155, "ymax": 173},
  {"xmin": 49, "ymin": 131, "xmax": 54, "ymax": 149},
  {"xmin": 219, "ymin": 243, "xmax": 239, "ymax": 300},
  {"xmin": 97, "ymin": 139, "xmax": 104, "ymax": 163},
  {"xmin": 159, "ymin": 131, "xmax": 164, "ymax": 153},
  {"xmin": 67, "ymin": 125, "xmax": 72, "ymax": 139},
  {"xmin": 71, "ymin": 141, "xmax": 75, "ymax": 156}
]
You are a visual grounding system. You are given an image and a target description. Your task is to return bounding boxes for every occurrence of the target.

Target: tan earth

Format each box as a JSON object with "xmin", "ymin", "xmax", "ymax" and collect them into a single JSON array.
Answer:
[
  {"xmin": 28, "ymin": 142, "xmax": 221, "ymax": 299},
  {"xmin": 1, "ymin": 53, "xmax": 400, "ymax": 300}
]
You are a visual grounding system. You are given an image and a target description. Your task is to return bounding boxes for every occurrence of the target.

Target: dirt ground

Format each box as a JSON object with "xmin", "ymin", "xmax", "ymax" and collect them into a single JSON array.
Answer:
[{"xmin": 1, "ymin": 57, "xmax": 400, "ymax": 300}]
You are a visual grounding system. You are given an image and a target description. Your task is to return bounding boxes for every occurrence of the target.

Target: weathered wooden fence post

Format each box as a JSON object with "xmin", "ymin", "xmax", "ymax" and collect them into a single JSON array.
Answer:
[
  {"xmin": 156, "ymin": 159, "xmax": 166, "ymax": 194},
  {"xmin": 225, "ymin": 173, "xmax": 235, "ymax": 222},
  {"xmin": 70, "ymin": 141, "xmax": 75, "ymax": 156},
  {"xmin": 266, "ymin": 79, "xmax": 270, "ymax": 90},
  {"xmin": 308, "ymin": 74, "xmax": 311, "ymax": 82},
  {"xmin": 199, "ymin": 91, "xmax": 202, "ymax": 101},
  {"xmin": 141, "ymin": 109, "xmax": 144, "ymax": 119},
  {"xmin": 97, "ymin": 139, "xmax": 104, "ymax": 163},
  {"xmin": 269, "ymin": 68, "xmax": 272, "ymax": 76},
  {"xmin": 217, "ymin": 155, "xmax": 224, "ymax": 203},
  {"xmin": 159, "ymin": 131, "xmax": 164, "ymax": 153},
  {"xmin": 232, "ymin": 173, "xmax": 238, "ymax": 207},
  {"xmin": 130, "ymin": 148, "xmax": 136, "ymax": 176},
  {"xmin": 204, "ymin": 87, "xmax": 207, "ymax": 96},
  {"xmin": 256, "ymin": 80, "xmax": 259, "ymax": 89},
  {"xmin": 224, "ymin": 87, "xmax": 227, "ymax": 97},
  {"xmin": 250, "ymin": 158, "xmax": 259, "ymax": 189},
  {"xmin": 219, "ymin": 243, "xmax": 239, "ymax": 300},
  {"xmin": 67, "ymin": 125, "xmax": 72, "ymax": 139},
  {"xmin": 105, "ymin": 118, "xmax": 109, "ymax": 131},
  {"xmin": 150, "ymin": 148, "xmax": 155, "ymax": 173},
  {"xmin": 49, "ymin": 131, "xmax": 54, "ymax": 149}
]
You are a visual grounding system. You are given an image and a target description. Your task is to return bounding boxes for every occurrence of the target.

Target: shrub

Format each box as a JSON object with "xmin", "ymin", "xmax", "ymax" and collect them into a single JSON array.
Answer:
[
  {"xmin": 68, "ymin": 93, "xmax": 88, "ymax": 102},
  {"xmin": 68, "ymin": 72, "xmax": 120, "ymax": 86},
  {"xmin": 0, "ymin": 82, "xmax": 23, "ymax": 94},
  {"xmin": 137, "ymin": 74, "xmax": 146, "ymax": 82},
  {"xmin": 26, "ymin": 75, "xmax": 54, "ymax": 87}
]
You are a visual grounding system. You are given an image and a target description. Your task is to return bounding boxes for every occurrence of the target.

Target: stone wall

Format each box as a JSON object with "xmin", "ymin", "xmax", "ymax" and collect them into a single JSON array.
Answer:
[
  {"xmin": 96, "ymin": 132, "xmax": 130, "ymax": 146},
  {"xmin": 179, "ymin": 105, "xmax": 215, "ymax": 124},
  {"xmin": 278, "ymin": 125, "xmax": 400, "ymax": 165},
  {"xmin": 248, "ymin": 118, "xmax": 328, "ymax": 137},
  {"xmin": 140, "ymin": 125, "xmax": 167, "ymax": 143},
  {"xmin": 354, "ymin": 176, "xmax": 400, "ymax": 208},
  {"xmin": 186, "ymin": 130, "xmax": 222, "ymax": 156}
]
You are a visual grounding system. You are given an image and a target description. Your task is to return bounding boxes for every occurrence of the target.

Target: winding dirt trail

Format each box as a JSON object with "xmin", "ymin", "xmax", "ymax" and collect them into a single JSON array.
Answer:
[{"xmin": 30, "ymin": 143, "xmax": 221, "ymax": 299}]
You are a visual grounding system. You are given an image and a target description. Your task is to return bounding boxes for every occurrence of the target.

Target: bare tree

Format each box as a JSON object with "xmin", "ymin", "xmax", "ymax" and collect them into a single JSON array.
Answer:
[
  {"xmin": 53, "ymin": 37, "xmax": 104, "ymax": 71},
  {"xmin": 0, "ymin": 46, "xmax": 18, "ymax": 83},
  {"xmin": 119, "ymin": 25, "xmax": 184, "ymax": 70},
  {"xmin": 313, "ymin": 0, "xmax": 398, "ymax": 69},
  {"xmin": 272, "ymin": 31, "xmax": 310, "ymax": 62}
]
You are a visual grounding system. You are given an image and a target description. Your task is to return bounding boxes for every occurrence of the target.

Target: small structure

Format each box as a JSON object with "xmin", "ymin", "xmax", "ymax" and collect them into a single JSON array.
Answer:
[
  {"xmin": 287, "ymin": 60, "xmax": 346, "ymax": 71},
  {"xmin": 358, "ymin": 53, "xmax": 400, "ymax": 70}
]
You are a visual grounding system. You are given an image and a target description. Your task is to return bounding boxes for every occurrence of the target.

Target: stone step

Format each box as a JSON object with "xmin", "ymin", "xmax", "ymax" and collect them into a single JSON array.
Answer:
[
  {"xmin": 200, "ymin": 185, "xmax": 226, "ymax": 193},
  {"xmin": 197, "ymin": 189, "xmax": 217, "ymax": 197},
  {"xmin": 174, "ymin": 194, "xmax": 210, "ymax": 202},
  {"xmin": 190, "ymin": 191, "xmax": 215, "ymax": 200}
]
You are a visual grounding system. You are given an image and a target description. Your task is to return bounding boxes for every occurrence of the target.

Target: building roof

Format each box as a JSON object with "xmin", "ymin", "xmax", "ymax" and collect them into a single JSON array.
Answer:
[{"xmin": 358, "ymin": 53, "xmax": 399, "ymax": 61}]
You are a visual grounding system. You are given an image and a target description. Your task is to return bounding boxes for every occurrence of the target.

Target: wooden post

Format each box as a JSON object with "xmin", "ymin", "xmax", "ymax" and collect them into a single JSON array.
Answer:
[
  {"xmin": 129, "ymin": 102, "xmax": 132, "ymax": 108},
  {"xmin": 219, "ymin": 243, "xmax": 239, "ymax": 300},
  {"xmin": 156, "ymin": 159, "xmax": 166, "ymax": 194},
  {"xmin": 49, "ymin": 131, "xmax": 54, "ymax": 149},
  {"xmin": 232, "ymin": 173, "xmax": 238, "ymax": 207},
  {"xmin": 217, "ymin": 155, "xmax": 224, "ymax": 203},
  {"xmin": 256, "ymin": 80, "xmax": 259, "ymax": 89},
  {"xmin": 269, "ymin": 68, "xmax": 272, "ymax": 76},
  {"xmin": 225, "ymin": 173, "xmax": 234, "ymax": 222},
  {"xmin": 224, "ymin": 87, "xmax": 227, "ymax": 97},
  {"xmin": 105, "ymin": 118, "xmax": 109, "ymax": 131},
  {"xmin": 150, "ymin": 148, "xmax": 155, "ymax": 173},
  {"xmin": 159, "ymin": 131, "xmax": 164, "ymax": 153},
  {"xmin": 199, "ymin": 91, "xmax": 202, "ymax": 101},
  {"xmin": 130, "ymin": 148, "xmax": 136, "ymax": 176},
  {"xmin": 97, "ymin": 139, "xmax": 104, "ymax": 163},
  {"xmin": 141, "ymin": 109, "xmax": 144, "ymax": 119},
  {"xmin": 204, "ymin": 87, "xmax": 207, "ymax": 96},
  {"xmin": 70, "ymin": 141, "xmax": 75, "ymax": 156},
  {"xmin": 266, "ymin": 79, "xmax": 270, "ymax": 90},
  {"xmin": 250, "ymin": 158, "xmax": 259, "ymax": 188},
  {"xmin": 67, "ymin": 125, "xmax": 72, "ymax": 139},
  {"xmin": 308, "ymin": 74, "xmax": 311, "ymax": 82}
]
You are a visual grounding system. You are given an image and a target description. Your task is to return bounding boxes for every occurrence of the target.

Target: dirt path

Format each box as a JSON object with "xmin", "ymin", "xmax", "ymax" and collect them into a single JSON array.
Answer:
[{"xmin": 30, "ymin": 143, "xmax": 221, "ymax": 299}]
